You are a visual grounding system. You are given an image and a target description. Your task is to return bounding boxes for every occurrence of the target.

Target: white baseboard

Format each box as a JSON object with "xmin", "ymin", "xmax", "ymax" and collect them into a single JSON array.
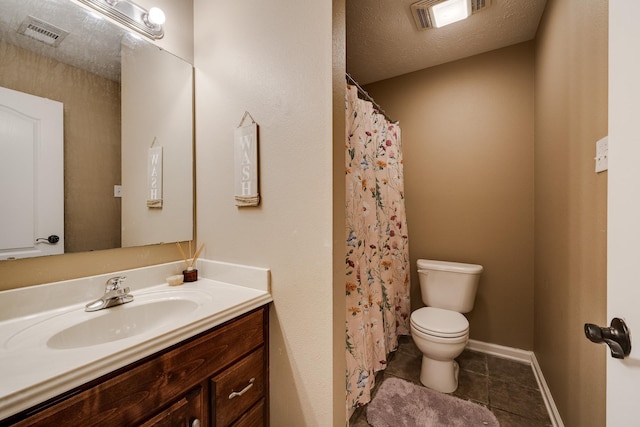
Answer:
[
  {"xmin": 466, "ymin": 340, "xmax": 564, "ymax": 427},
  {"xmin": 530, "ymin": 352, "xmax": 565, "ymax": 427},
  {"xmin": 466, "ymin": 339, "xmax": 532, "ymax": 363}
]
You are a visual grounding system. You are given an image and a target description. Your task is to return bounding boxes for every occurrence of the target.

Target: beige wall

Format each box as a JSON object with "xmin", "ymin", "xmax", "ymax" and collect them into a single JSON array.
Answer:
[
  {"xmin": 534, "ymin": 0, "xmax": 608, "ymax": 425},
  {"xmin": 193, "ymin": 0, "xmax": 341, "ymax": 425},
  {"xmin": 364, "ymin": 42, "xmax": 536, "ymax": 350},
  {"xmin": 0, "ymin": 40, "xmax": 121, "ymax": 254},
  {"xmin": 333, "ymin": 0, "xmax": 348, "ymax": 424}
]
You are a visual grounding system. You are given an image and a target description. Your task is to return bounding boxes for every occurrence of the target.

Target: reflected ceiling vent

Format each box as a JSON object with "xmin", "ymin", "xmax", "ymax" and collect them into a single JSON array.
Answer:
[
  {"xmin": 411, "ymin": 0, "xmax": 491, "ymax": 30},
  {"xmin": 17, "ymin": 16, "xmax": 69, "ymax": 48}
]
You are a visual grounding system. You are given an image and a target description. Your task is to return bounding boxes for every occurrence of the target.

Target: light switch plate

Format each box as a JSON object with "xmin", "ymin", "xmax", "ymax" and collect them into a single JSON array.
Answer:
[
  {"xmin": 114, "ymin": 185, "xmax": 122, "ymax": 197},
  {"xmin": 595, "ymin": 136, "xmax": 608, "ymax": 173}
]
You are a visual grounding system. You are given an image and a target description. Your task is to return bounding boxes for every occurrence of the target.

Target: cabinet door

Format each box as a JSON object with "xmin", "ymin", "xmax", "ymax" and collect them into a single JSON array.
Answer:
[
  {"xmin": 140, "ymin": 386, "xmax": 204, "ymax": 427},
  {"xmin": 212, "ymin": 348, "xmax": 265, "ymax": 427}
]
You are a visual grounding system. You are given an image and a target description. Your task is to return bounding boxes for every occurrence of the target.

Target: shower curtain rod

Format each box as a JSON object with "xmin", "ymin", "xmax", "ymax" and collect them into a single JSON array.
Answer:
[{"xmin": 346, "ymin": 73, "xmax": 396, "ymax": 123}]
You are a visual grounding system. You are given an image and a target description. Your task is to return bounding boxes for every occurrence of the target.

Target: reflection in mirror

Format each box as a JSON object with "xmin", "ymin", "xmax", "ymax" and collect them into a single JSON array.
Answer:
[{"xmin": 0, "ymin": 0, "xmax": 193, "ymax": 260}]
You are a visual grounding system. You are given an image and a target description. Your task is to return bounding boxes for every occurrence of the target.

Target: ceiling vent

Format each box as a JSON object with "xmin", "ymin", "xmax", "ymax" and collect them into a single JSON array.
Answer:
[
  {"xmin": 17, "ymin": 16, "xmax": 69, "ymax": 48},
  {"xmin": 411, "ymin": 0, "xmax": 491, "ymax": 30}
]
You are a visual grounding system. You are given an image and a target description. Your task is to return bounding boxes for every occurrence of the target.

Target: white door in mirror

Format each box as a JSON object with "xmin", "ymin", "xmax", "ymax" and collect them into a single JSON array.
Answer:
[
  {"xmin": 0, "ymin": 86, "xmax": 64, "ymax": 259},
  {"xmin": 595, "ymin": 136, "xmax": 608, "ymax": 173}
]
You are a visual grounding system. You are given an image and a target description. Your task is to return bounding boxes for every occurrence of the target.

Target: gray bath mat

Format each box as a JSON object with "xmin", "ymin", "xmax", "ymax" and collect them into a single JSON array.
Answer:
[{"xmin": 366, "ymin": 377, "xmax": 499, "ymax": 427}]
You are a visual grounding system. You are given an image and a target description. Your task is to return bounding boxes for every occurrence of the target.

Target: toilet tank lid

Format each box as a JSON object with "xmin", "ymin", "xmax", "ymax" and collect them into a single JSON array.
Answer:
[{"xmin": 417, "ymin": 259, "xmax": 483, "ymax": 274}]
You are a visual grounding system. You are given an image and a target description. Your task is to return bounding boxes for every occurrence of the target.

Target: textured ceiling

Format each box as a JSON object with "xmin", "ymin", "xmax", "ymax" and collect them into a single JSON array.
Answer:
[
  {"xmin": 0, "ymin": 0, "xmax": 146, "ymax": 82},
  {"xmin": 347, "ymin": 0, "xmax": 548, "ymax": 84}
]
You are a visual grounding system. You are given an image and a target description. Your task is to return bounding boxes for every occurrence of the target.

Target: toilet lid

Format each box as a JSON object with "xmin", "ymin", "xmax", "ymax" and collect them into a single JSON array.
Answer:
[{"xmin": 411, "ymin": 307, "xmax": 469, "ymax": 338}]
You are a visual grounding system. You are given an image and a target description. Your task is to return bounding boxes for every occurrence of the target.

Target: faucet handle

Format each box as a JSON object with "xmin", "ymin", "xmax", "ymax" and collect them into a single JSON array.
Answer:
[{"xmin": 105, "ymin": 276, "xmax": 127, "ymax": 291}]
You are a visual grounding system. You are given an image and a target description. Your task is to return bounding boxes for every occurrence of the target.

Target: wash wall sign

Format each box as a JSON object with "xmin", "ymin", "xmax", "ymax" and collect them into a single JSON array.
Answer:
[
  {"xmin": 147, "ymin": 137, "xmax": 163, "ymax": 208},
  {"xmin": 234, "ymin": 111, "xmax": 260, "ymax": 207}
]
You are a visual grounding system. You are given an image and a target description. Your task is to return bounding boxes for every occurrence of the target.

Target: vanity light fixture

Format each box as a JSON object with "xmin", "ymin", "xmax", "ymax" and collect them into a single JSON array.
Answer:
[{"xmin": 76, "ymin": 0, "xmax": 165, "ymax": 40}]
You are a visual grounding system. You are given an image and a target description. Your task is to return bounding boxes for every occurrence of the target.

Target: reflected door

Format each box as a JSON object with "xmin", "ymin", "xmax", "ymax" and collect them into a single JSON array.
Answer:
[{"xmin": 0, "ymin": 86, "xmax": 63, "ymax": 259}]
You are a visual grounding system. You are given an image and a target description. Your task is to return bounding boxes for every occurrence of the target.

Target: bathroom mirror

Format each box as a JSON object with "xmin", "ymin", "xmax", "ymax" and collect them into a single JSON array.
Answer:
[{"xmin": 0, "ymin": 0, "xmax": 193, "ymax": 259}]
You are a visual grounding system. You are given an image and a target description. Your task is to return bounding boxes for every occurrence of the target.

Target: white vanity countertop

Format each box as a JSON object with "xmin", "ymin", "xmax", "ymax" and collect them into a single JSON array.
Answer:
[{"xmin": 0, "ymin": 259, "xmax": 272, "ymax": 421}]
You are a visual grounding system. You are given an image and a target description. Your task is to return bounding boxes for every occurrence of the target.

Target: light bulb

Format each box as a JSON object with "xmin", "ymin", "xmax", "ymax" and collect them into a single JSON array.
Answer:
[
  {"xmin": 147, "ymin": 7, "xmax": 166, "ymax": 26},
  {"xmin": 430, "ymin": 0, "xmax": 471, "ymax": 28}
]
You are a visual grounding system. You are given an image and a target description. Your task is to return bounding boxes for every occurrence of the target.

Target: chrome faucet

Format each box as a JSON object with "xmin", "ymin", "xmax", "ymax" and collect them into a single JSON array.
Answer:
[{"xmin": 85, "ymin": 276, "xmax": 134, "ymax": 312}]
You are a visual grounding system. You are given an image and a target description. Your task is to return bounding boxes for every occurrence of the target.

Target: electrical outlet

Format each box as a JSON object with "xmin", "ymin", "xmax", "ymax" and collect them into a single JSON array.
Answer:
[
  {"xmin": 595, "ymin": 136, "xmax": 608, "ymax": 173},
  {"xmin": 114, "ymin": 185, "xmax": 122, "ymax": 197}
]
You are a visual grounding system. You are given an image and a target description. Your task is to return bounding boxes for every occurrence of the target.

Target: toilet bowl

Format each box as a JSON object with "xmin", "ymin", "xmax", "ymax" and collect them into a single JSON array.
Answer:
[
  {"xmin": 410, "ymin": 306, "xmax": 469, "ymax": 393},
  {"xmin": 411, "ymin": 259, "xmax": 482, "ymax": 393}
]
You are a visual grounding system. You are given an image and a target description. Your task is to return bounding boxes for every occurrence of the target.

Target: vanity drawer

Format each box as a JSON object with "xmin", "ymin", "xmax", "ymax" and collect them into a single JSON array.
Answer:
[
  {"xmin": 212, "ymin": 347, "xmax": 265, "ymax": 427},
  {"xmin": 232, "ymin": 398, "xmax": 265, "ymax": 427},
  {"xmin": 140, "ymin": 386, "xmax": 204, "ymax": 427}
]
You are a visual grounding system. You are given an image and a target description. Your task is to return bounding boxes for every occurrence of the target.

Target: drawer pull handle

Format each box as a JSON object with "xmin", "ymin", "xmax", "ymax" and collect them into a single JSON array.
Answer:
[{"xmin": 228, "ymin": 378, "xmax": 255, "ymax": 399}]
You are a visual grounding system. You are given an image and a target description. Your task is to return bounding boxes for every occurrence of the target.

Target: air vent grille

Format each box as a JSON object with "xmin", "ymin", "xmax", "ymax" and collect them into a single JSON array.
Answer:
[
  {"xmin": 17, "ymin": 16, "xmax": 69, "ymax": 47},
  {"xmin": 411, "ymin": 0, "xmax": 492, "ymax": 30},
  {"xmin": 414, "ymin": 6, "xmax": 433, "ymax": 29},
  {"xmin": 472, "ymin": 0, "xmax": 491, "ymax": 14},
  {"xmin": 410, "ymin": 0, "xmax": 440, "ymax": 30}
]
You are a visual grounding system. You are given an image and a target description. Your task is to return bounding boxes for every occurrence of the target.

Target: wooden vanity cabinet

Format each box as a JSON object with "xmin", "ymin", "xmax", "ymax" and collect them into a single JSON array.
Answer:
[{"xmin": 6, "ymin": 306, "xmax": 269, "ymax": 427}]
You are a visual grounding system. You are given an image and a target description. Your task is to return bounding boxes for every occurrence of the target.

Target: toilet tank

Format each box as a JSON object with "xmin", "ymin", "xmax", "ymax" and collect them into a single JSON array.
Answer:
[{"xmin": 417, "ymin": 259, "xmax": 483, "ymax": 313}]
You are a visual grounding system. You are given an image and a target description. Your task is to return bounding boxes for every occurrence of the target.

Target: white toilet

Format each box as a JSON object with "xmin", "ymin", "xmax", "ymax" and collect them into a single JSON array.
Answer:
[{"xmin": 410, "ymin": 259, "xmax": 483, "ymax": 393}]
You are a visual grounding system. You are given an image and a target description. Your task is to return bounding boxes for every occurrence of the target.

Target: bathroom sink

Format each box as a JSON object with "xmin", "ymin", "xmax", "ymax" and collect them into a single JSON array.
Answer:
[
  {"xmin": 46, "ymin": 298, "xmax": 199, "ymax": 349},
  {"xmin": 3, "ymin": 289, "xmax": 211, "ymax": 351}
]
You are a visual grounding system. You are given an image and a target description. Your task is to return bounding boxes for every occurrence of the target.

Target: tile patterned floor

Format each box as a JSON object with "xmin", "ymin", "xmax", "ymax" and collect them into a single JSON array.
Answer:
[{"xmin": 350, "ymin": 336, "xmax": 553, "ymax": 426}]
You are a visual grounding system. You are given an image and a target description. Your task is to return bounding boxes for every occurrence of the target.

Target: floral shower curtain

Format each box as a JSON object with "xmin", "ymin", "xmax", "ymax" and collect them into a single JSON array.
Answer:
[{"xmin": 345, "ymin": 84, "xmax": 411, "ymax": 412}]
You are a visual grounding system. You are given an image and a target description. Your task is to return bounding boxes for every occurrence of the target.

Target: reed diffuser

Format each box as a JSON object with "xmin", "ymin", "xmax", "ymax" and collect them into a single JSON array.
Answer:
[{"xmin": 176, "ymin": 242, "xmax": 204, "ymax": 282}]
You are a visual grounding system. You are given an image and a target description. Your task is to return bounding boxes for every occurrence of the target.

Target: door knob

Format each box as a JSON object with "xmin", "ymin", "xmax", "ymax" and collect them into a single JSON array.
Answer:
[
  {"xmin": 36, "ymin": 235, "xmax": 60, "ymax": 244},
  {"xmin": 584, "ymin": 318, "xmax": 631, "ymax": 359}
]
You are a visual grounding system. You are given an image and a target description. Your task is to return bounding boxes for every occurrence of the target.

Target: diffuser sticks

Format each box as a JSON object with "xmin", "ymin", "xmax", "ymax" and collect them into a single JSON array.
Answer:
[{"xmin": 176, "ymin": 242, "xmax": 204, "ymax": 282}]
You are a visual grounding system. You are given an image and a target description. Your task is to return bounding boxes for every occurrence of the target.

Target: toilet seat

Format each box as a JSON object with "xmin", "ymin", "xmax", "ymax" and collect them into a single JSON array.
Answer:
[{"xmin": 411, "ymin": 307, "xmax": 469, "ymax": 338}]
